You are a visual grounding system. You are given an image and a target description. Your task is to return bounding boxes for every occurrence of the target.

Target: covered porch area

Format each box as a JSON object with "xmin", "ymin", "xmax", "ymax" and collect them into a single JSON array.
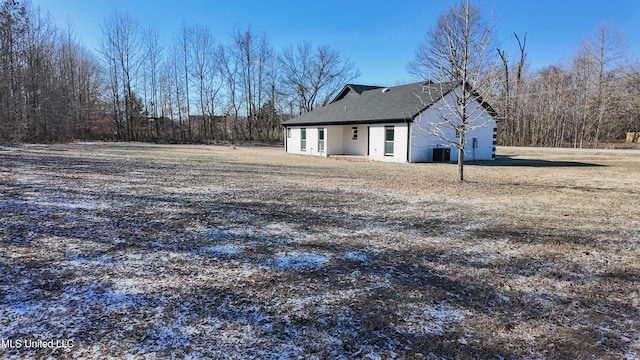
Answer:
[{"xmin": 324, "ymin": 124, "xmax": 369, "ymax": 157}]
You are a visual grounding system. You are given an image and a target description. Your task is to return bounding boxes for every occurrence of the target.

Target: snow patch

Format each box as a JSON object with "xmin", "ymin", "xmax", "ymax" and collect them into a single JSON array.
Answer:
[
  {"xmin": 262, "ymin": 222, "xmax": 293, "ymax": 234},
  {"xmin": 343, "ymin": 251, "xmax": 369, "ymax": 263},
  {"xmin": 396, "ymin": 303, "xmax": 469, "ymax": 336},
  {"xmin": 197, "ymin": 244, "xmax": 245, "ymax": 256},
  {"xmin": 205, "ymin": 229, "xmax": 232, "ymax": 239},
  {"xmin": 270, "ymin": 251, "xmax": 331, "ymax": 270}
]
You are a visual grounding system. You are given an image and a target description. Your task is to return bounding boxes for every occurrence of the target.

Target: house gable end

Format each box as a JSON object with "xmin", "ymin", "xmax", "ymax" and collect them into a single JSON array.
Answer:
[
  {"xmin": 332, "ymin": 84, "xmax": 384, "ymax": 103},
  {"xmin": 461, "ymin": 82, "xmax": 498, "ymax": 118}
]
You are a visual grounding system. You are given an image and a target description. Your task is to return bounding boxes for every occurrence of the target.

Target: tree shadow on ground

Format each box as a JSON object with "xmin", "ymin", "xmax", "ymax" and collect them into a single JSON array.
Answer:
[
  {"xmin": 2, "ymin": 182, "xmax": 633, "ymax": 358},
  {"xmin": 468, "ymin": 155, "xmax": 605, "ymax": 167},
  {"xmin": 1, "ymin": 150, "xmax": 635, "ymax": 359}
]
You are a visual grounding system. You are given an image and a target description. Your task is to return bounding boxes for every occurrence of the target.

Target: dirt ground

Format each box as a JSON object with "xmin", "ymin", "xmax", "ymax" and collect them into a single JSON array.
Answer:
[{"xmin": 1, "ymin": 142, "xmax": 639, "ymax": 359}]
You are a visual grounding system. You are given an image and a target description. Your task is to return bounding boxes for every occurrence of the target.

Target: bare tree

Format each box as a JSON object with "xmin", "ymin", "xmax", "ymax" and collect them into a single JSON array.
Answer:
[
  {"xmin": 143, "ymin": 26, "xmax": 162, "ymax": 140},
  {"xmin": 253, "ymin": 34, "xmax": 277, "ymax": 141},
  {"xmin": 99, "ymin": 10, "xmax": 145, "ymax": 141},
  {"xmin": 177, "ymin": 22, "xmax": 192, "ymax": 141},
  {"xmin": 232, "ymin": 26, "xmax": 255, "ymax": 140},
  {"xmin": 625, "ymin": 64, "xmax": 640, "ymax": 135},
  {"xmin": 496, "ymin": 32, "xmax": 527, "ymax": 146},
  {"xmin": 164, "ymin": 30, "xmax": 190, "ymax": 142},
  {"xmin": 0, "ymin": 0, "xmax": 28, "ymax": 142},
  {"xmin": 0, "ymin": 0, "xmax": 102, "ymax": 143},
  {"xmin": 280, "ymin": 42, "xmax": 360, "ymax": 114},
  {"xmin": 218, "ymin": 42, "xmax": 243, "ymax": 141},
  {"xmin": 574, "ymin": 23, "xmax": 625, "ymax": 148},
  {"xmin": 493, "ymin": 22, "xmax": 633, "ymax": 149},
  {"xmin": 24, "ymin": 6, "xmax": 57, "ymax": 141},
  {"xmin": 188, "ymin": 24, "xmax": 216, "ymax": 141},
  {"xmin": 226, "ymin": 27, "xmax": 276, "ymax": 141},
  {"xmin": 260, "ymin": 45, "xmax": 283, "ymax": 142},
  {"xmin": 410, "ymin": 0, "xmax": 497, "ymax": 181}
]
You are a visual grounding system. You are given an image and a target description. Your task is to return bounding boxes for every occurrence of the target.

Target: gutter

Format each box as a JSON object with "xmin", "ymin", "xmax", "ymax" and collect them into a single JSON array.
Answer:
[{"xmin": 281, "ymin": 118, "xmax": 410, "ymax": 127}]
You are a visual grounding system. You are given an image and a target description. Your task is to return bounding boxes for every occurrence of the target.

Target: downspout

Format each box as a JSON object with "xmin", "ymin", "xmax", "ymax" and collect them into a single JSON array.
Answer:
[
  {"xmin": 284, "ymin": 126, "xmax": 288, "ymax": 152},
  {"xmin": 406, "ymin": 119, "xmax": 411, "ymax": 163}
]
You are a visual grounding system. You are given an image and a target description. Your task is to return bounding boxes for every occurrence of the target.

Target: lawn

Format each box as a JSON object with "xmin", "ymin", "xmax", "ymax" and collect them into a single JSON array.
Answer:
[{"xmin": 1, "ymin": 143, "xmax": 639, "ymax": 359}]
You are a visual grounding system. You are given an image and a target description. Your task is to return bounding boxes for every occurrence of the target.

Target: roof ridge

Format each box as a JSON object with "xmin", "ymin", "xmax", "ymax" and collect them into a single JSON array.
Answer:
[{"xmin": 347, "ymin": 84, "xmax": 385, "ymax": 94}]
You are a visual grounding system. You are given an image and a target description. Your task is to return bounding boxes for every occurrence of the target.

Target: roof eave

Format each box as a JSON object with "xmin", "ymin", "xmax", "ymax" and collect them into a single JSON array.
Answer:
[{"xmin": 282, "ymin": 118, "xmax": 411, "ymax": 127}]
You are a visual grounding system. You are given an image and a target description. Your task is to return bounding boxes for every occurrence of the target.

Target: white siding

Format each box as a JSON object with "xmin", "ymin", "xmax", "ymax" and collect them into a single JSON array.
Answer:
[
  {"xmin": 285, "ymin": 126, "xmax": 333, "ymax": 157},
  {"xmin": 368, "ymin": 123, "xmax": 408, "ymax": 162},
  {"xmin": 285, "ymin": 127, "xmax": 300, "ymax": 155},
  {"xmin": 285, "ymin": 127, "xmax": 306, "ymax": 155},
  {"xmin": 342, "ymin": 125, "xmax": 368, "ymax": 156},
  {"xmin": 307, "ymin": 127, "xmax": 321, "ymax": 156},
  {"xmin": 409, "ymin": 89, "xmax": 496, "ymax": 162},
  {"xmin": 326, "ymin": 125, "xmax": 344, "ymax": 155},
  {"xmin": 285, "ymin": 125, "xmax": 366, "ymax": 158}
]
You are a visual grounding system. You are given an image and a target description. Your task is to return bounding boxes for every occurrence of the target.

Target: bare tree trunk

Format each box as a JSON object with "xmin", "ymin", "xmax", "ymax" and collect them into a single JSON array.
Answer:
[
  {"xmin": 457, "ymin": 124, "xmax": 465, "ymax": 182},
  {"xmin": 99, "ymin": 10, "xmax": 144, "ymax": 142},
  {"xmin": 178, "ymin": 23, "xmax": 192, "ymax": 142},
  {"xmin": 409, "ymin": 0, "xmax": 497, "ymax": 182}
]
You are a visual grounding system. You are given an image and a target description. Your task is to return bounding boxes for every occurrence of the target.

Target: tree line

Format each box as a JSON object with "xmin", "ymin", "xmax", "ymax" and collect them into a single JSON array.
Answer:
[
  {"xmin": 1, "ymin": 0, "xmax": 639, "ymax": 146},
  {"xmin": 493, "ymin": 24, "xmax": 640, "ymax": 148},
  {"xmin": 408, "ymin": 2, "xmax": 640, "ymax": 150},
  {"xmin": 0, "ymin": 1, "xmax": 359, "ymax": 144},
  {"xmin": 89, "ymin": 9, "xmax": 360, "ymax": 144},
  {"xmin": 0, "ymin": 0, "xmax": 101, "ymax": 143}
]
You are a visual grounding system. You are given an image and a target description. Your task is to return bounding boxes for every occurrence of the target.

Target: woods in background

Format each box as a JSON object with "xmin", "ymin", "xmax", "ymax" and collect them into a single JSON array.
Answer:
[
  {"xmin": 1, "ymin": 0, "xmax": 639, "ymax": 146},
  {"xmin": 0, "ymin": 0, "xmax": 102, "ymax": 143},
  {"xmin": 495, "ymin": 24, "xmax": 640, "ymax": 148},
  {"xmin": 0, "ymin": 1, "xmax": 358, "ymax": 144}
]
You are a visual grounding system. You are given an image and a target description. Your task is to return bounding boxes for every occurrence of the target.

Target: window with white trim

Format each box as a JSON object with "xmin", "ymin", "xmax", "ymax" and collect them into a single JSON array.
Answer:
[
  {"xmin": 384, "ymin": 126, "xmax": 394, "ymax": 156},
  {"xmin": 300, "ymin": 128, "xmax": 306, "ymax": 151},
  {"xmin": 352, "ymin": 127, "xmax": 358, "ymax": 140},
  {"xmin": 318, "ymin": 127, "xmax": 325, "ymax": 153}
]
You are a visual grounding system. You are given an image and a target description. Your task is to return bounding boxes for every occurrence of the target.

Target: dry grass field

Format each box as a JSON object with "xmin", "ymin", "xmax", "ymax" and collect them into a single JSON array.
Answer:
[{"xmin": 1, "ymin": 142, "xmax": 639, "ymax": 359}]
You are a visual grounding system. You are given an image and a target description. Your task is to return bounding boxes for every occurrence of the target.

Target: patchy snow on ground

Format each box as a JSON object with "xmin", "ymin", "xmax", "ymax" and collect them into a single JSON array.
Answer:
[
  {"xmin": 270, "ymin": 251, "xmax": 332, "ymax": 270},
  {"xmin": 1, "ymin": 143, "xmax": 639, "ymax": 359},
  {"xmin": 395, "ymin": 302, "xmax": 469, "ymax": 336}
]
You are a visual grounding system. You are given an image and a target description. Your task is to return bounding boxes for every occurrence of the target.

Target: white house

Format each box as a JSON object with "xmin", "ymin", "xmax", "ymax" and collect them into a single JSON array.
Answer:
[{"xmin": 281, "ymin": 81, "xmax": 498, "ymax": 163}]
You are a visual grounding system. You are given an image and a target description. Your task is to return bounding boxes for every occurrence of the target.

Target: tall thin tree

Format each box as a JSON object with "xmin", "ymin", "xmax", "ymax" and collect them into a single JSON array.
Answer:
[
  {"xmin": 280, "ymin": 42, "xmax": 360, "ymax": 114},
  {"xmin": 99, "ymin": 10, "xmax": 145, "ymax": 141},
  {"xmin": 409, "ymin": 0, "xmax": 497, "ymax": 181}
]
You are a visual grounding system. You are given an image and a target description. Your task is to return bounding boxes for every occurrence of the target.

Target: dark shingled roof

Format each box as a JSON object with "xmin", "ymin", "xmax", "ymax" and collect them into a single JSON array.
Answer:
[{"xmin": 281, "ymin": 80, "xmax": 461, "ymax": 126}]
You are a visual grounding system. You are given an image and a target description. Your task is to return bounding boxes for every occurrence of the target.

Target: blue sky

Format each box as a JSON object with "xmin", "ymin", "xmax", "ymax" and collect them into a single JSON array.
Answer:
[{"xmin": 33, "ymin": 0, "xmax": 640, "ymax": 86}]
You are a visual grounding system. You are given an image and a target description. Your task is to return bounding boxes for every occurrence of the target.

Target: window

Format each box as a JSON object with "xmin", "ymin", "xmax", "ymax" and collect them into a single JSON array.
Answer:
[
  {"xmin": 286, "ymin": 128, "xmax": 291, "ymax": 138},
  {"xmin": 300, "ymin": 128, "xmax": 306, "ymax": 151},
  {"xmin": 384, "ymin": 126, "xmax": 394, "ymax": 156},
  {"xmin": 318, "ymin": 127, "xmax": 325, "ymax": 153},
  {"xmin": 352, "ymin": 127, "xmax": 358, "ymax": 140}
]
